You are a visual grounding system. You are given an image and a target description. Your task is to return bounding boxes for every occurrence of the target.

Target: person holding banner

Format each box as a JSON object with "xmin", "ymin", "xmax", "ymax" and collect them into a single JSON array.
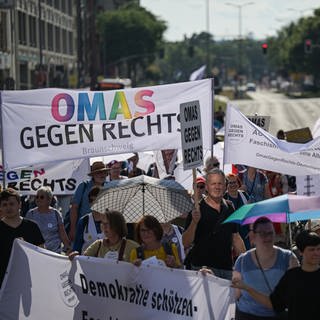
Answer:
[
  {"xmin": 69, "ymin": 161, "xmax": 108, "ymax": 241},
  {"xmin": 70, "ymin": 210, "xmax": 138, "ymax": 262},
  {"xmin": 130, "ymin": 215, "xmax": 182, "ymax": 268},
  {"xmin": 26, "ymin": 186, "xmax": 71, "ymax": 253},
  {"xmin": 0, "ymin": 188, "xmax": 44, "ymax": 288},
  {"xmin": 183, "ymin": 168, "xmax": 245, "ymax": 279}
]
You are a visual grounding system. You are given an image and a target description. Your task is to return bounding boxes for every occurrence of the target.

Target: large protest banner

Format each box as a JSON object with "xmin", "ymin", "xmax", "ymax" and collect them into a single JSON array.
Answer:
[
  {"xmin": 0, "ymin": 80, "xmax": 212, "ymax": 170},
  {"xmin": 224, "ymin": 104, "xmax": 320, "ymax": 176},
  {"xmin": 0, "ymin": 159, "xmax": 89, "ymax": 195},
  {"xmin": 0, "ymin": 240, "xmax": 234, "ymax": 320}
]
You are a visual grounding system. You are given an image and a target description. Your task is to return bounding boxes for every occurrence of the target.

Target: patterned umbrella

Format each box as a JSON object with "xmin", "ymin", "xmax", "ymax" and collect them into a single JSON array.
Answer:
[
  {"xmin": 224, "ymin": 194, "xmax": 320, "ymax": 225},
  {"xmin": 91, "ymin": 175, "xmax": 194, "ymax": 223}
]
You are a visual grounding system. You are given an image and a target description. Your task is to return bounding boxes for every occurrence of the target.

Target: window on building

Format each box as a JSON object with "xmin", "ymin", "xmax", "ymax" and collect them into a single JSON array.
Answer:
[
  {"xmin": 0, "ymin": 12, "xmax": 8, "ymax": 51},
  {"xmin": 62, "ymin": 29, "xmax": 67, "ymax": 54},
  {"xmin": 67, "ymin": 0, "xmax": 72, "ymax": 15},
  {"xmin": 68, "ymin": 31, "xmax": 73, "ymax": 55},
  {"xmin": 18, "ymin": 11, "xmax": 27, "ymax": 45},
  {"xmin": 47, "ymin": 0, "xmax": 53, "ymax": 6},
  {"xmin": 54, "ymin": 0, "xmax": 60, "ymax": 10},
  {"xmin": 40, "ymin": 20, "xmax": 46, "ymax": 50},
  {"xmin": 29, "ymin": 16, "xmax": 37, "ymax": 47},
  {"xmin": 55, "ymin": 26, "xmax": 61, "ymax": 52},
  {"xmin": 48, "ymin": 23, "xmax": 53, "ymax": 51}
]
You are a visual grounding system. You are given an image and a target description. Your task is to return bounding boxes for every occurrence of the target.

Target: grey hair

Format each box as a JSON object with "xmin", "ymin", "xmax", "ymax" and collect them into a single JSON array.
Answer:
[
  {"xmin": 205, "ymin": 168, "xmax": 226, "ymax": 182},
  {"xmin": 36, "ymin": 186, "xmax": 53, "ymax": 200}
]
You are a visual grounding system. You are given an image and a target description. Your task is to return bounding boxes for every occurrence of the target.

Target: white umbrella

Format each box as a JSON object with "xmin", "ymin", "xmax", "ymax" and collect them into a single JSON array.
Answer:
[{"xmin": 91, "ymin": 175, "xmax": 194, "ymax": 223}]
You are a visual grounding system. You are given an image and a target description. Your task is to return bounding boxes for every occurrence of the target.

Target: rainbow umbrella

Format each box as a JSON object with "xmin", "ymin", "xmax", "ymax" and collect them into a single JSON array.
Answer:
[{"xmin": 224, "ymin": 194, "xmax": 320, "ymax": 225}]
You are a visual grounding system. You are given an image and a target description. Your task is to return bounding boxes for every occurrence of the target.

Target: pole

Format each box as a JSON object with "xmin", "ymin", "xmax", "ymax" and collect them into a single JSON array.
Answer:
[
  {"xmin": 0, "ymin": 93, "xmax": 6, "ymax": 189},
  {"xmin": 210, "ymin": 78, "xmax": 214, "ymax": 158},
  {"xmin": 38, "ymin": 0, "xmax": 43, "ymax": 67},
  {"xmin": 205, "ymin": 0, "xmax": 210, "ymax": 77}
]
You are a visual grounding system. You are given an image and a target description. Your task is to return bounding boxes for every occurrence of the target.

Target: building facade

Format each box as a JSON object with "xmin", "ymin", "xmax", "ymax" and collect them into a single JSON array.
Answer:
[{"xmin": 0, "ymin": 0, "xmax": 77, "ymax": 89}]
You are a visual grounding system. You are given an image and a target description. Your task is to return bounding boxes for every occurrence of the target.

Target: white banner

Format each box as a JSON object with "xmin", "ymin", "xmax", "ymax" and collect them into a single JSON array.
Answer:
[
  {"xmin": 224, "ymin": 104, "xmax": 320, "ymax": 176},
  {"xmin": 0, "ymin": 240, "xmax": 234, "ymax": 320},
  {"xmin": 0, "ymin": 159, "xmax": 89, "ymax": 195},
  {"xmin": 1, "ymin": 80, "xmax": 213, "ymax": 170}
]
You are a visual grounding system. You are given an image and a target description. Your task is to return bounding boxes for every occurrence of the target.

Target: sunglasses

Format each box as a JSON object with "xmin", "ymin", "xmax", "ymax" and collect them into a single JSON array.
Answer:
[
  {"xmin": 197, "ymin": 184, "xmax": 205, "ymax": 189},
  {"xmin": 36, "ymin": 195, "xmax": 45, "ymax": 200}
]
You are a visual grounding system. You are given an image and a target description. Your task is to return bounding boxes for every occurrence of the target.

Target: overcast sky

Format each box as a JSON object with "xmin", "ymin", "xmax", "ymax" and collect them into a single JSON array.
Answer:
[{"xmin": 140, "ymin": 0, "xmax": 319, "ymax": 41}]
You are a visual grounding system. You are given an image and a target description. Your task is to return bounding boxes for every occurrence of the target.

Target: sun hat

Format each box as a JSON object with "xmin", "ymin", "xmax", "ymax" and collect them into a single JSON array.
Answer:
[{"xmin": 88, "ymin": 161, "xmax": 108, "ymax": 176}]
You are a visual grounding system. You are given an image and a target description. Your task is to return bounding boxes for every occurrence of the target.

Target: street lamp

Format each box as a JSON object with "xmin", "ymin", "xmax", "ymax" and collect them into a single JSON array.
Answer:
[
  {"xmin": 225, "ymin": 1, "xmax": 254, "ymax": 40},
  {"xmin": 225, "ymin": 1, "xmax": 254, "ymax": 75},
  {"xmin": 287, "ymin": 7, "xmax": 316, "ymax": 18}
]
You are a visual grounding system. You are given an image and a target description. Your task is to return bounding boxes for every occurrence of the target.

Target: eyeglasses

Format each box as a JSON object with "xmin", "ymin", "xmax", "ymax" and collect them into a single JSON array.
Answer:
[
  {"xmin": 140, "ymin": 228, "xmax": 152, "ymax": 233},
  {"xmin": 36, "ymin": 195, "xmax": 45, "ymax": 200},
  {"xmin": 254, "ymin": 231, "xmax": 274, "ymax": 238},
  {"xmin": 228, "ymin": 181, "xmax": 238, "ymax": 185}
]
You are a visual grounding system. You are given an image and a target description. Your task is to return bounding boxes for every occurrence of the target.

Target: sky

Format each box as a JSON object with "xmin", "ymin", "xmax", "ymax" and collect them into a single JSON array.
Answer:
[{"xmin": 140, "ymin": 0, "xmax": 319, "ymax": 42}]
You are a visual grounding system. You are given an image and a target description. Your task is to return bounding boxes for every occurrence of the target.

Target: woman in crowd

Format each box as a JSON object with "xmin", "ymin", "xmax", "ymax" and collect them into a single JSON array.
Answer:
[
  {"xmin": 70, "ymin": 210, "xmax": 138, "ymax": 262},
  {"xmin": 239, "ymin": 166, "xmax": 271, "ymax": 203},
  {"xmin": 69, "ymin": 161, "xmax": 108, "ymax": 241},
  {"xmin": 130, "ymin": 215, "xmax": 181, "ymax": 268},
  {"xmin": 72, "ymin": 186, "xmax": 103, "ymax": 254},
  {"xmin": 232, "ymin": 230, "xmax": 320, "ymax": 320},
  {"xmin": 26, "ymin": 186, "xmax": 71, "ymax": 253},
  {"xmin": 232, "ymin": 217, "xmax": 299, "ymax": 320},
  {"xmin": 224, "ymin": 173, "xmax": 251, "ymax": 249}
]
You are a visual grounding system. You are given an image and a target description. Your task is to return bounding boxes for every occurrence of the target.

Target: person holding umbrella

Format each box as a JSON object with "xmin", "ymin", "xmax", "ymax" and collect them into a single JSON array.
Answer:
[
  {"xmin": 130, "ymin": 215, "xmax": 181, "ymax": 268},
  {"xmin": 232, "ymin": 230, "xmax": 320, "ymax": 320},
  {"xmin": 232, "ymin": 217, "xmax": 299, "ymax": 319}
]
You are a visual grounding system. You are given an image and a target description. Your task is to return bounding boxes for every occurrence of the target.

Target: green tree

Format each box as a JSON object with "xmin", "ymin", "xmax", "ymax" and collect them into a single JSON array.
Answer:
[{"xmin": 97, "ymin": 4, "xmax": 167, "ymax": 85}]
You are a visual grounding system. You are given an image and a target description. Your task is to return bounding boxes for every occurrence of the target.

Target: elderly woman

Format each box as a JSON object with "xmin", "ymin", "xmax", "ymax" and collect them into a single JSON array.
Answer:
[
  {"xmin": 26, "ymin": 186, "xmax": 71, "ymax": 253},
  {"xmin": 232, "ymin": 217, "xmax": 299, "ymax": 320},
  {"xmin": 70, "ymin": 210, "xmax": 138, "ymax": 262},
  {"xmin": 130, "ymin": 215, "xmax": 181, "ymax": 268}
]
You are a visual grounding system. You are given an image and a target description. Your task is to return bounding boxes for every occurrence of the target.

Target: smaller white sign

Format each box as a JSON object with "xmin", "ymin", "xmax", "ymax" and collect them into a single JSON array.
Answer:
[
  {"xmin": 246, "ymin": 115, "xmax": 271, "ymax": 131},
  {"xmin": 180, "ymin": 101, "xmax": 203, "ymax": 170}
]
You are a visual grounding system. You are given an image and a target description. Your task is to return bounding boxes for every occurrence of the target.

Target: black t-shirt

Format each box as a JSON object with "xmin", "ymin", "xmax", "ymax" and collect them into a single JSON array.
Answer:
[
  {"xmin": 185, "ymin": 199, "xmax": 238, "ymax": 269},
  {"xmin": 0, "ymin": 218, "xmax": 44, "ymax": 287},
  {"xmin": 270, "ymin": 267, "xmax": 320, "ymax": 320}
]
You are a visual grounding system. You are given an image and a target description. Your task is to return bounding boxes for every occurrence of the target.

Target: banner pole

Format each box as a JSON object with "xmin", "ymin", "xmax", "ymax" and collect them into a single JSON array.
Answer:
[
  {"xmin": 211, "ymin": 78, "xmax": 214, "ymax": 158},
  {"xmin": 192, "ymin": 168, "xmax": 200, "ymax": 211},
  {"xmin": 0, "ymin": 91, "xmax": 6, "ymax": 190}
]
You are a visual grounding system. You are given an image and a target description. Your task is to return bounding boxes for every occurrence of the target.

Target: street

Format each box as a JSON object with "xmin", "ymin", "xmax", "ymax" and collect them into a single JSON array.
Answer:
[{"xmin": 231, "ymin": 89, "xmax": 320, "ymax": 136}]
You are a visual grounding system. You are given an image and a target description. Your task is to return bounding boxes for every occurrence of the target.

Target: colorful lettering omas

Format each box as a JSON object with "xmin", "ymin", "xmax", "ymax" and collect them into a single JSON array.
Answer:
[
  {"xmin": 51, "ymin": 94, "xmax": 74, "ymax": 122},
  {"xmin": 134, "ymin": 90, "xmax": 155, "ymax": 117},
  {"xmin": 51, "ymin": 90, "xmax": 155, "ymax": 122}
]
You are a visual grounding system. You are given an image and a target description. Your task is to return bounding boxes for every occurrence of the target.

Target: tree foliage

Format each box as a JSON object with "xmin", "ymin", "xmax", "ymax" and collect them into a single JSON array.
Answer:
[{"xmin": 97, "ymin": 3, "xmax": 167, "ymax": 82}]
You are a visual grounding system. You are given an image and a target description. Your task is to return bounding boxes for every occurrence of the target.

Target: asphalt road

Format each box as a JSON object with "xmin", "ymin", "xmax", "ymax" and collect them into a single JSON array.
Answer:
[{"xmin": 230, "ymin": 89, "xmax": 320, "ymax": 136}]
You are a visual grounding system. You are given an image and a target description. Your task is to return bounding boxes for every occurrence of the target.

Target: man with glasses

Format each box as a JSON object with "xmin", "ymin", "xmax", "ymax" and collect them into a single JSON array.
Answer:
[{"xmin": 183, "ymin": 168, "xmax": 246, "ymax": 279}]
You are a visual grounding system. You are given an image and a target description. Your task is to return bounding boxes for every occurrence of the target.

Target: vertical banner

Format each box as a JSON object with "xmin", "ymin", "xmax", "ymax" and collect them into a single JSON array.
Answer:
[{"xmin": 180, "ymin": 101, "xmax": 203, "ymax": 170}]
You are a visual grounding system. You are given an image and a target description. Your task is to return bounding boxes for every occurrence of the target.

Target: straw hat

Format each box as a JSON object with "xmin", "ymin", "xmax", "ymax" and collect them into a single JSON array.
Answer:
[{"xmin": 88, "ymin": 161, "xmax": 108, "ymax": 176}]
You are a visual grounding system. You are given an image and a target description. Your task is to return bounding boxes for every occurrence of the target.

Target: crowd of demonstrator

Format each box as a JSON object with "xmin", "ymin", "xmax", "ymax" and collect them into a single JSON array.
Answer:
[{"xmin": 1, "ymin": 152, "xmax": 319, "ymax": 320}]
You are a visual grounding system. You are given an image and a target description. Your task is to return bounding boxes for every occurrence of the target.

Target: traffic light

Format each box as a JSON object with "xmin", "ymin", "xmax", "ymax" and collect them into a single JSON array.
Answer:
[
  {"xmin": 261, "ymin": 43, "xmax": 268, "ymax": 55},
  {"xmin": 305, "ymin": 39, "xmax": 312, "ymax": 54}
]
